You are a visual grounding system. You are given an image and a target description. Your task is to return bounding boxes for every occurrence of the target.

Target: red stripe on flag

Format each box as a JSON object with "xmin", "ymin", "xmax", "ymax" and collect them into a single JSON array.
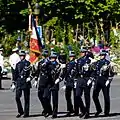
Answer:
[
  {"xmin": 30, "ymin": 38, "xmax": 41, "ymax": 53},
  {"xmin": 29, "ymin": 15, "xmax": 42, "ymax": 64},
  {"xmin": 29, "ymin": 51, "xmax": 40, "ymax": 64}
]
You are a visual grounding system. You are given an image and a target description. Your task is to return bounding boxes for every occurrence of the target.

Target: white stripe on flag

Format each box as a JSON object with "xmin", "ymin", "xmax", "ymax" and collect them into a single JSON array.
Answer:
[{"xmin": 31, "ymin": 27, "xmax": 37, "ymax": 39}]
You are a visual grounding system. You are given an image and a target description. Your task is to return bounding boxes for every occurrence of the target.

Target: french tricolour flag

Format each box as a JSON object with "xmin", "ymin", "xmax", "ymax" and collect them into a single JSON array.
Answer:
[{"xmin": 29, "ymin": 14, "xmax": 42, "ymax": 63}]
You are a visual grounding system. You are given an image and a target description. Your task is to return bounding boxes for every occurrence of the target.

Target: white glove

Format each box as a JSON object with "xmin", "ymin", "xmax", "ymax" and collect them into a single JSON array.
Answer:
[
  {"xmin": 74, "ymin": 82, "xmax": 77, "ymax": 88},
  {"xmin": 105, "ymin": 80, "xmax": 110, "ymax": 86},
  {"xmin": 55, "ymin": 78, "xmax": 60, "ymax": 84},
  {"xmin": 10, "ymin": 83, "xmax": 15, "ymax": 92},
  {"xmin": 87, "ymin": 79, "xmax": 92, "ymax": 86},
  {"xmin": 26, "ymin": 77, "xmax": 31, "ymax": 82},
  {"xmin": 83, "ymin": 64, "xmax": 89, "ymax": 71},
  {"xmin": 33, "ymin": 81, "xmax": 38, "ymax": 88},
  {"xmin": 75, "ymin": 59, "xmax": 77, "ymax": 63},
  {"xmin": 108, "ymin": 77, "xmax": 113, "ymax": 82},
  {"xmin": 101, "ymin": 64, "xmax": 108, "ymax": 71},
  {"xmin": 61, "ymin": 86, "xmax": 66, "ymax": 90},
  {"xmin": 103, "ymin": 65, "xmax": 108, "ymax": 71},
  {"xmin": 60, "ymin": 64, "xmax": 66, "ymax": 69},
  {"xmin": 42, "ymin": 63, "xmax": 46, "ymax": 66}
]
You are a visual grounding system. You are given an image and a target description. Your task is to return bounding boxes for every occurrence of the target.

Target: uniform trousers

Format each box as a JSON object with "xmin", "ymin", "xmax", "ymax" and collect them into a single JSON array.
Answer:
[
  {"xmin": 93, "ymin": 81, "xmax": 110, "ymax": 114},
  {"xmin": 76, "ymin": 85, "xmax": 91, "ymax": 115},
  {"xmin": 50, "ymin": 86, "xmax": 59, "ymax": 116},
  {"xmin": 65, "ymin": 86, "xmax": 78, "ymax": 114},
  {"xmin": 15, "ymin": 88, "xmax": 30, "ymax": 116},
  {"xmin": 38, "ymin": 86, "xmax": 52, "ymax": 114}
]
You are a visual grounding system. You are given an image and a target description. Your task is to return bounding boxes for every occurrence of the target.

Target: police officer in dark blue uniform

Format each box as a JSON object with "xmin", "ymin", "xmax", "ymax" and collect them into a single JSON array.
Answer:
[
  {"xmin": 92, "ymin": 51, "xmax": 114, "ymax": 117},
  {"xmin": 76, "ymin": 48, "xmax": 93, "ymax": 119},
  {"xmin": 58, "ymin": 49, "xmax": 67, "ymax": 64},
  {"xmin": 48, "ymin": 51, "xmax": 61, "ymax": 118},
  {"xmin": 63, "ymin": 51, "xmax": 79, "ymax": 116},
  {"xmin": 12, "ymin": 50, "xmax": 31, "ymax": 118},
  {"xmin": 86, "ymin": 46, "xmax": 94, "ymax": 59},
  {"xmin": 33, "ymin": 49, "xmax": 52, "ymax": 117}
]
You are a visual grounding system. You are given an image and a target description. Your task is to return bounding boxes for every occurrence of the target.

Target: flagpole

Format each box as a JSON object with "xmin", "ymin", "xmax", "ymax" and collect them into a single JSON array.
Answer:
[
  {"xmin": 28, "ymin": 2, "xmax": 42, "ymax": 64},
  {"xmin": 34, "ymin": 2, "xmax": 40, "ymax": 26},
  {"xmin": 28, "ymin": 2, "xmax": 32, "ymax": 33},
  {"xmin": 36, "ymin": 16, "xmax": 39, "ymax": 26}
]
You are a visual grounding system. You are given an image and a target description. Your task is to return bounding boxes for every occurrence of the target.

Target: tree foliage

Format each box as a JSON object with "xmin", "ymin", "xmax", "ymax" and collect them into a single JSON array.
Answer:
[{"xmin": 0, "ymin": 0, "xmax": 120, "ymax": 55}]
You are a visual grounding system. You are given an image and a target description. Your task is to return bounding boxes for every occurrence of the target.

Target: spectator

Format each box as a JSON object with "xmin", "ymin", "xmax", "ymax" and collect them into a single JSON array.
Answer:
[{"xmin": 9, "ymin": 48, "xmax": 20, "ymax": 81}]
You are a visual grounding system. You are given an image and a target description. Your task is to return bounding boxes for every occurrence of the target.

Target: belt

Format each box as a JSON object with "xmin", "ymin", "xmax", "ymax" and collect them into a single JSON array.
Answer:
[{"xmin": 79, "ymin": 75, "xmax": 90, "ymax": 78}]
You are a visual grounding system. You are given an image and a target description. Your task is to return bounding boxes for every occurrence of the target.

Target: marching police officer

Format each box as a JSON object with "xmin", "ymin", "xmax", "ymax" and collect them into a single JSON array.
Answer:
[
  {"xmin": 86, "ymin": 46, "xmax": 94, "ymax": 59},
  {"xmin": 76, "ymin": 48, "xmax": 93, "ymax": 119},
  {"xmin": 11, "ymin": 50, "xmax": 31, "ymax": 118},
  {"xmin": 101, "ymin": 49, "xmax": 111, "ymax": 62},
  {"xmin": 33, "ymin": 49, "xmax": 52, "ymax": 117},
  {"xmin": 63, "ymin": 51, "xmax": 78, "ymax": 116},
  {"xmin": 58, "ymin": 49, "xmax": 67, "ymax": 64},
  {"xmin": 48, "ymin": 51, "xmax": 61, "ymax": 118},
  {"xmin": 92, "ymin": 51, "xmax": 114, "ymax": 117}
]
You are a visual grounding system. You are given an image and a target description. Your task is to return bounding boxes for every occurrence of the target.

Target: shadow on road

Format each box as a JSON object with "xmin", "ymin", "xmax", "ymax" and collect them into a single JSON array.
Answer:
[
  {"xmin": 56, "ymin": 112, "xmax": 120, "ymax": 119},
  {"xmin": 58, "ymin": 112, "xmax": 68, "ymax": 114},
  {"xmin": 57, "ymin": 111, "xmax": 77, "ymax": 118},
  {"xmin": 12, "ymin": 112, "xmax": 120, "ymax": 119},
  {"xmin": 89, "ymin": 113, "xmax": 120, "ymax": 119},
  {"xmin": 29, "ymin": 114, "xmax": 43, "ymax": 118},
  {"xmin": 0, "ymin": 88, "xmax": 10, "ymax": 90}
]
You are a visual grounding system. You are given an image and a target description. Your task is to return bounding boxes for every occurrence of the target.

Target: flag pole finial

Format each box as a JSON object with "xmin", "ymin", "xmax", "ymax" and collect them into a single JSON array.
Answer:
[{"xmin": 28, "ymin": 2, "xmax": 32, "ymax": 33}]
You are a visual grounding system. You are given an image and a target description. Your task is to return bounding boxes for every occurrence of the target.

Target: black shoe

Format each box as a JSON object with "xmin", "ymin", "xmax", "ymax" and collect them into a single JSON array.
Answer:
[
  {"xmin": 49, "ymin": 112, "xmax": 52, "ymax": 115},
  {"xmin": 79, "ymin": 113, "xmax": 85, "ymax": 118},
  {"xmin": 52, "ymin": 115, "xmax": 57, "ymax": 119},
  {"xmin": 104, "ymin": 113, "xmax": 109, "ymax": 117},
  {"xmin": 65, "ymin": 112, "xmax": 71, "ymax": 117},
  {"xmin": 23, "ymin": 115, "xmax": 29, "ymax": 118},
  {"xmin": 73, "ymin": 113, "xmax": 79, "ymax": 116},
  {"xmin": 44, "ymin": 113, "xmax": 51, "ymax": 118},
  {"xmin": 83, "ymin": 113, "xmax": 89, "ymax": 119},
  {"xmin": 95, "ymin": 110, "xmax": 102, "ymax": 117},
  {"xmin": 42, "ymin": 110, "xmax": 46, "ymax": 116},
  {"xmin": 65, "ymin": 110, "xmax": 74, "ymax": 117},
  {"xmin": 16, "ymin": 113, "xmax": 24, "ymax": 118},
  {"xmin": 70, "ymin": 110, "xmax": 74, "ymax": 113}
]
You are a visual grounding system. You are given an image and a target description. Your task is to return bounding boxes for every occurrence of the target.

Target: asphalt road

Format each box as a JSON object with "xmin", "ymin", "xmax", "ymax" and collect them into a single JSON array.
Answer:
[{"xmin": 0, "ymin": 76, "xmax": 120, "ymax": 120}]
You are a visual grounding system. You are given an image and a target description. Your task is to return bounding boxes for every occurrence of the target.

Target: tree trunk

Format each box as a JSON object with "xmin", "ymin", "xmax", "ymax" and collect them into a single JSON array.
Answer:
[
  {"xmin": 75, "ymin": 24, "xmax": 79, "ymax": 41},
  {"xmin": 83, "ymin": 22, "xmax": 84, "ymax": 38},
  {"xmin": 64, "ymin": 23, "xmax": 68, "ymax": 45}
]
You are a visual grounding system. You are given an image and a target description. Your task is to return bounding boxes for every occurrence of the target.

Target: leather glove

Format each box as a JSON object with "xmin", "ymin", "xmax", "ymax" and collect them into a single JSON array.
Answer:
[
  {"xmin": 33, "ymin": 81, "xmax": 38, "ymax": 88},
  {"xmin": 26, "ymin": 77, "xmax": 31, "ymax": 82},
  {"xmin": 10, "ymin": 83, "xmax": 15, "ymax": 92},
  {"xmin": 105, "ymin": 80, "xmax": 110, "ymax": 86},
  {"xmin": 55, "ymin": 78, "xmax": 60, "ymax": 84},
  {"xmin": 60, "ymin": 85, "xmax": 66, "ymax": 90},
  {"xmin": 87, "ymin": 79, "xmax": 92, "ymax": 86}
]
